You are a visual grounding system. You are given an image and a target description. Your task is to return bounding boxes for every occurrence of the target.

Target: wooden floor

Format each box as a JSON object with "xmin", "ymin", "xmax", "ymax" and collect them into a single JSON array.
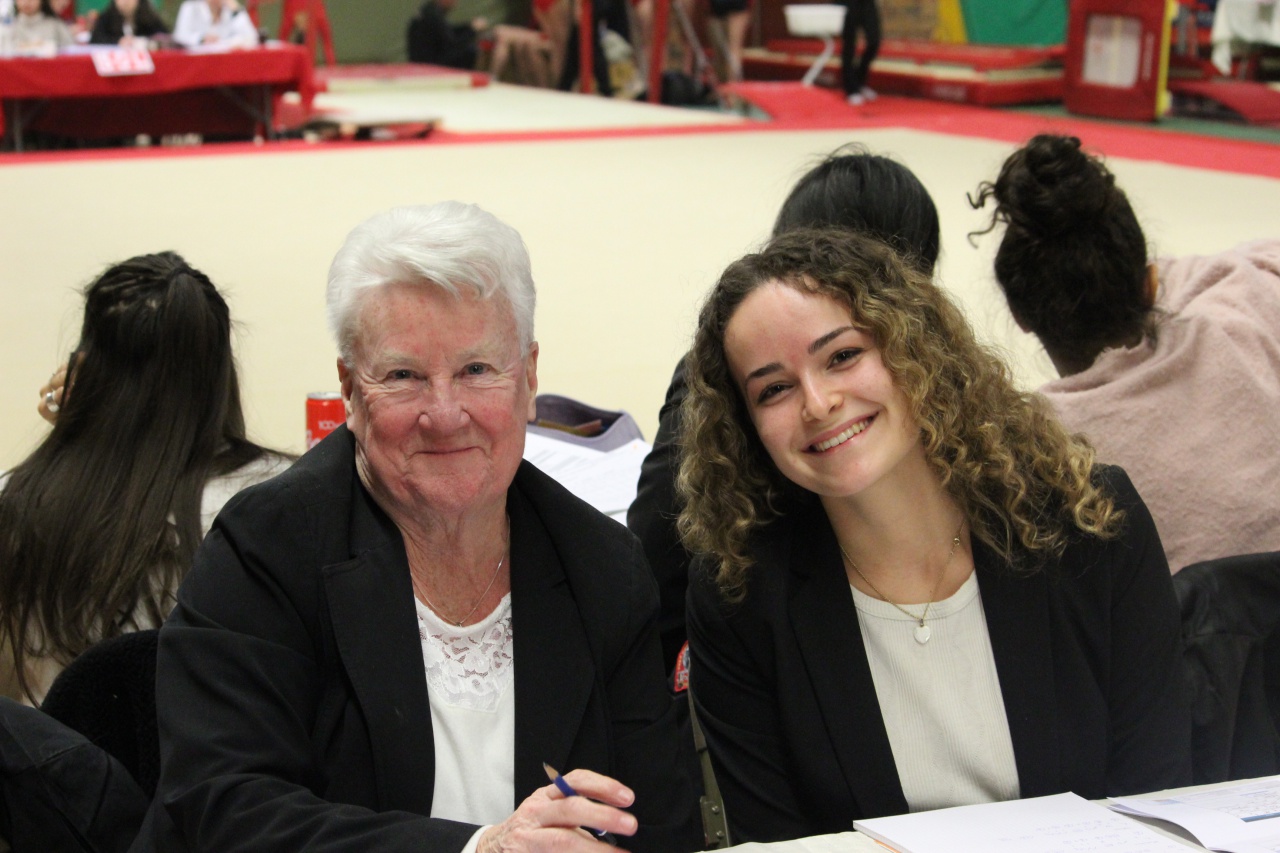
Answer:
[{"xmin": 3, "ymin": 82, "xmax": 1279, "ymax": 468}]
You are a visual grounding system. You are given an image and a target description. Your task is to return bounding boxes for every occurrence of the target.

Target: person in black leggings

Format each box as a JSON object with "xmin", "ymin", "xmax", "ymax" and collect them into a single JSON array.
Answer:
[
  {"xmin": 557, "ymin": 0, "xmax": 630, "ymax": 95},
  {"xmin": 842, "ymin": 0, "xmax": 880, "ymax": 104}
]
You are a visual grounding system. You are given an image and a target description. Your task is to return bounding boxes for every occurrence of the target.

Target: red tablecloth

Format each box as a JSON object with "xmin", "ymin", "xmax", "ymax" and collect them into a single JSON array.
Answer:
[{"xmin": 0, "ymin": 43, "xmax": 315, "ymax": 146}]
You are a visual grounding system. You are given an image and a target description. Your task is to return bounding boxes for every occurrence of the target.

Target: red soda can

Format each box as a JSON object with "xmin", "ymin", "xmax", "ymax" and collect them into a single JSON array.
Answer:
[{"xmin": 306, "ymin": 392, "xmax": 345, "ymax": 449}]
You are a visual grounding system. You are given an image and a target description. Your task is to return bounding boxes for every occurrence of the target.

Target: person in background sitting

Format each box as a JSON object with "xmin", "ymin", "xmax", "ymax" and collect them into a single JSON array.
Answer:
[
  {"xmin": 629, "ymin": 147, "xmax": 941, "ymax": 671},
  {"xmin": 486, "ymin": 0, "xmax": 570, "ymax": 90},
  {"xmin": 680, "ymin": 228, "xmax": 1191, "ymax": 841},
  {"xmin": 50, "ymin": 0, "xmax": 94, "ymax": 38},
  {"xmin": 556, "ymin": 0, "xmax": 629, "ymax": 95},
  {"xmin": 10, "ymin": 0, "xmax": 73, "ymax": 53},
  {"xmin": 0, "ymin": 252, "xmax": 293, "ymax": 705},
  {"xmin": 172, "ymin": 0, "xmax": 259, "ymax": 48},
  {"xmin": 90, "ymin": 0, "xmax": 169, "ymax": 45},
  {"xmin": 406, "ymin": 0, "xmax": 489, "ymax": 70},
  {"xmin": 970, "ymin": 134, "xmax": 1280, "ymax": 572}
]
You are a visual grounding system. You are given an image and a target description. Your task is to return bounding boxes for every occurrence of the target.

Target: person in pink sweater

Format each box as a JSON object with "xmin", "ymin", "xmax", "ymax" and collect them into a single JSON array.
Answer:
[{"xmin": 971, "ymin": 133, "xmax": 1280, "ymax": 572}]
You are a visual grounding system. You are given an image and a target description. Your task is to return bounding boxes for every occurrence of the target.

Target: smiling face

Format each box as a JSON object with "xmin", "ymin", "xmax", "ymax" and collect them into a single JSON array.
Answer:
[
  {"xmin": 339, "ymin": 282, "xmax": 538, "ymax": 523},
  {"xmin": 724, "ymin": 280, "xmax": 924, "ymax": 502}
]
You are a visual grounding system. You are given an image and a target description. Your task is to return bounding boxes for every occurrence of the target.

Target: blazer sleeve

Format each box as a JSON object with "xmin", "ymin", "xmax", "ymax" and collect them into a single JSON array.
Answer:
[
  {"xmin": 627, "ymin": 358, "xmax": 693, "ymax": 669},
  {"xmin": 595, "ymin": 535, "xmax": 703, "ymax": 853},
  {"xmin": 148, "ymin": 485, "xmax": 473, "ymax": 852},
  {"xmin": 687, "ymin": 565, "xmax": 819, "ymax": 842},
  {"xmin": 1100, "ymin": 466, "xmax": 1194, "ymax": 794}
]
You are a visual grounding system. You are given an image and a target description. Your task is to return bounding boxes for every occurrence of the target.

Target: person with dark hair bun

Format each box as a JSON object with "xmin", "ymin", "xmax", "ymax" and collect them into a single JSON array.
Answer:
[
  {"xmin": 628, "ymin": 146, "xmax": 941, "ymax": 671},
  {"xmin": 771, "ymin": 145, "xmax": 939, "ymax": 272},
  {"xmin": 0, "ymin": 252, "xmax": 293, "ymax": 704},
  {"xmin": 972, "ymin": 133, "xmax": 1280, "ymax": 571}
]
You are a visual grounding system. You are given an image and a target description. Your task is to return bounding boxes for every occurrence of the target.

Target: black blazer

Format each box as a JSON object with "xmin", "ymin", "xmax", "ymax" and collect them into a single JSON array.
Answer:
[
  {"xmin": 627, "ymin": 357, "xmax": 691, "ymax": 669},
  {"xmin": 141, "ymin": 426, "xmax": 699, "ymax": 852},
  {"xmin": 688, "ymin": 466, "xmax": 1191, "ymax": 842}
]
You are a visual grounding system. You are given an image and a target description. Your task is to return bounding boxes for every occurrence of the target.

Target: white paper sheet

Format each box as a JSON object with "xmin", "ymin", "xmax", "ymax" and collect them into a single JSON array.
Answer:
[
  {"xmin": 852, "ymin": 792, "xmax": 1194, "ymax": 853},
  {"xmin": 730, "ymin": 831, "xmax": 883, "ymax": 853},
  {"xmin": 522, "ymin": 431, "xmax": 650, "ymax": 522},
  {"xmin": 1113, "ymin": 776, "xmax": 1280, "ymax": 853}
]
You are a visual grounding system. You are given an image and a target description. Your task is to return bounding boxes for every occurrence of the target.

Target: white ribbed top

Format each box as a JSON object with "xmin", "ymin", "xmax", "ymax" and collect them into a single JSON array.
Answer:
[{"xmin": 851, "ymin": 571, "xmax": 1020, "ymax": 812}]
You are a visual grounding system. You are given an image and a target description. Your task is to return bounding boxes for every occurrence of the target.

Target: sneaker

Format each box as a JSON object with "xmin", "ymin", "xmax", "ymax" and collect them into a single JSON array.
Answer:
[
  {"xmin": 847, "ymin": 93, "xmax": 865, "ymax": 106},
  {"xmin": 860, "ymin": 86, "xmax": 878, "ymax": 101}
]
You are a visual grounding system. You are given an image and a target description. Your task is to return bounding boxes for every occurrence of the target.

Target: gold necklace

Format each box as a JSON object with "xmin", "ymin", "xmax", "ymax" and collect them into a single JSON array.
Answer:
[
  {"xmin": 415, "ymin": 554, "xmax": 507, "ymax": 628},
  {"xmin": 838, "ymin": 518, "xmax": 966, "ymax": 646}
]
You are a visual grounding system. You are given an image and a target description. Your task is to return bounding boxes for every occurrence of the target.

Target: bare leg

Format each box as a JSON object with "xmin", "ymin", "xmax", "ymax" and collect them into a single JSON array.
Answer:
[
  {"xmin": 490, "ymin": 25, "xmax": 517, "ymax": 81},
  {"xmin": 724, "ymin": 8, "xmax": 749, "ymax": 81}
]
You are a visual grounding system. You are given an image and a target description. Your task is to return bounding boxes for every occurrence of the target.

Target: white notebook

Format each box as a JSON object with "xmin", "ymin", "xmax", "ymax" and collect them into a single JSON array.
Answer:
[{"xmin": 852, "ymin": 792, "xmax": 1193, "ymax": 853}]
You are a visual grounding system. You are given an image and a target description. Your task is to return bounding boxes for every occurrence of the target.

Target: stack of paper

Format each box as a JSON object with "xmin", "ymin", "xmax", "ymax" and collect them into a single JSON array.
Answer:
[
  {"xmin": 1112, "ymin": 776, "xmax": 1280, "ymax": 853},
  {"xmin": 522, "ymin": 431, "xmax": 650, "ymax": 522},
  {"xmin": 851, "ymin": 792, "xmax": 1195, "ymax": 852}
]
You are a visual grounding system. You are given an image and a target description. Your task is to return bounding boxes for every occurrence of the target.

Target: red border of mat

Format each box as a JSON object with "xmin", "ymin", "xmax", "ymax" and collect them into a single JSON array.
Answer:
[{"xmin": 4, "ymin": 86, "xmax": 1279, "ymax": 180}]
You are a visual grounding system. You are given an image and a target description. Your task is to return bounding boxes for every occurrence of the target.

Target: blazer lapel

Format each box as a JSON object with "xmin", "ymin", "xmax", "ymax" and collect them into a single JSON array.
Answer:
[
  {"xmin": 787, "ymin": 509, "xmax": 908, "ymax": 819},
  {"xmin": 976, "ymin": 542, "xmax": 1060, "ymax": 797},
  {"xmin": 324, "ymin": 480, "xmax": 437, "ymax": 816},
  {"xmin": 508, "ymin": 484, "xmax": 596, "ymax": 802}
]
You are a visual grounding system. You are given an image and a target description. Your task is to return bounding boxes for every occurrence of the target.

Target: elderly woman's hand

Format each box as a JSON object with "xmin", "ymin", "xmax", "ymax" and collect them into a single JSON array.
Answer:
[
  {"xmin": 479, "ymin": 769, "xmax": 638, "ymax": 853},
  {"xmin": 37, "ymin": 363, "xmax": 69, "ymax": 423}
]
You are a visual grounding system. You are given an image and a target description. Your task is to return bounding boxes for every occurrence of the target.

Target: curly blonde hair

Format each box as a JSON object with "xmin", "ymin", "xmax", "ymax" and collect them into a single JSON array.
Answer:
[{"xmin": 676, "ymin": 228, "xmax": 1123, "ymax": 601}]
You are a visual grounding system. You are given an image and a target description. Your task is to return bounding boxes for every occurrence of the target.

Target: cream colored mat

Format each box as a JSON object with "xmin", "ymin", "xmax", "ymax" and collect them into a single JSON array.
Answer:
[{"xmin": 2, "ymin": 126, "xmax": 1278, "ymax": 468}]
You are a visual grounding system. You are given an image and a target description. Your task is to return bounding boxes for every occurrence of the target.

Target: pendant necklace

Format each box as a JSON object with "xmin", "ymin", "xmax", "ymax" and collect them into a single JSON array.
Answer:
[
  {"xmin": 415, "ymin": 554, "xmax": 506, "ymax": 628},
  {"xmin": 839, "ymin": 518, "xmax": 966, "ymax": 645}
]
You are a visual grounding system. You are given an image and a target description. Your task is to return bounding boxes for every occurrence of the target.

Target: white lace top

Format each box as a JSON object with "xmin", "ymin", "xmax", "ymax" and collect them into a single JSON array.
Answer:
[{"xmin": 417, "ymin": 592, "xmax": 516, "ymax": 826}]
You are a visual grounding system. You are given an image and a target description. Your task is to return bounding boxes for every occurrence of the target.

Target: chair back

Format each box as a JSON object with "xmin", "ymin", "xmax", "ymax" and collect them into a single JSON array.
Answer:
[
  {"xmin": 40, "ymin": 630, "xmax": 159, "ymax": 798},
  {"xmin": 528, "ymin": 394, "xmax": 644, "ymax": 451},
  {"xmin": 1173, "ymin": 551, "xmax": 1280, "ymax": 783}
]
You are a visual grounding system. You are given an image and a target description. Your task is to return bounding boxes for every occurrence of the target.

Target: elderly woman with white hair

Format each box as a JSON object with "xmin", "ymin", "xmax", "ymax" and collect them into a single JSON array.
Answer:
[{"xmin": 138, "ymin": 202, "xmax": 700, "ymax": 853}]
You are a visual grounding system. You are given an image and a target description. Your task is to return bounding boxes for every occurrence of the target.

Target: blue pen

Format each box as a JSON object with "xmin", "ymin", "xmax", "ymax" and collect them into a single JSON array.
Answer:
[{"xmin": 542, "ymin": 762, "xmax": 619, "ymax": 846}]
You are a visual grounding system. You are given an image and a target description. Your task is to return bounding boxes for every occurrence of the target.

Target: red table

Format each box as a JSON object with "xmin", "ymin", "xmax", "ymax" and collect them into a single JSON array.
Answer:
[{"xmin": 0, "ymin": 44, "xmax": 315, "ymax": 151}]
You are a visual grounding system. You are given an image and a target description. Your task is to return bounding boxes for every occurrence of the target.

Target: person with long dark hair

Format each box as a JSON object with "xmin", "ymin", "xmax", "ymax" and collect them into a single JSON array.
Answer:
[
  {"xmin": 0, "ymin": 252, "xmax": 292, "ymax": 704},
  {"xmin": 970, "ymin": 133, "xmax": 1280, "ymax": 571},
  {"xmin": 89, "ymin": 0, "xmax": 169, "ymax": 46}
]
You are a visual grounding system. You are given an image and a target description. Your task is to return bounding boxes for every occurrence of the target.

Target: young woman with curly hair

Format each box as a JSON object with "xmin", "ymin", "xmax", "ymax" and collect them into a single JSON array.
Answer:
[
  {"xmin": 678, "ymin": 227, "xmax": 1191, "ymax": 842},
  {"xmin": 629, "ymin": 146, "xmax": 942, "ymax": 671}
]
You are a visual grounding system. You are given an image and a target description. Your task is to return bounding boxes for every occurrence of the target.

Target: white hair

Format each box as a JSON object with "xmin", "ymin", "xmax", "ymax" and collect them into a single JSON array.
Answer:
[{"xmin": 326, "ymin": 202, "xmax": 536, "ymax": 364}]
